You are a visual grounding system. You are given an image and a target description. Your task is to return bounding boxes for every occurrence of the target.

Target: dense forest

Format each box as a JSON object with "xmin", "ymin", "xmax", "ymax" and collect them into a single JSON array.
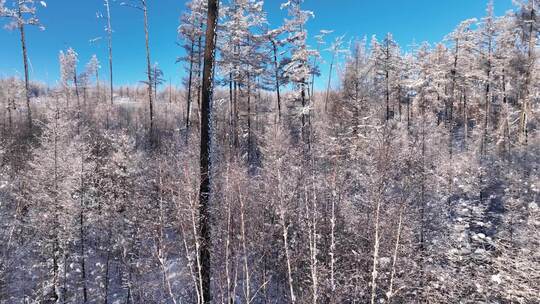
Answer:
[{"xmin": 0, "ymin": 0, "xmax": 539, "ymax": 303}]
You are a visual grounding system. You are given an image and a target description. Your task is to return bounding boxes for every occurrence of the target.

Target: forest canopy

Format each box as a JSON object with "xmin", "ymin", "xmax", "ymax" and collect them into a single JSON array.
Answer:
[{"xmin": 0, "ymin": 0, "xmax": 538, "ymax": 303}]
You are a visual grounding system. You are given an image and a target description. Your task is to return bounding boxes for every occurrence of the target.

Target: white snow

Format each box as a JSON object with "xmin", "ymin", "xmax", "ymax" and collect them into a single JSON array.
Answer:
[{"xmin": 491, "ymin": 274, "xmax": 502, "ymax": 284}]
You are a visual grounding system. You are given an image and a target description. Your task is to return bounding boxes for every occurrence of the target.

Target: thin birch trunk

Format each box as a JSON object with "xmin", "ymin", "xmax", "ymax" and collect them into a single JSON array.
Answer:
[
  {"xmin": 278, "ymin": 168, "xmax": 296, "ymax": 304},
  {"xmin": 387, "ymin": 204, "xmax": 404, "ymax": 303},
  {"xmin": 370, "ymin": 194, "xmax": 382, "ymax": 304}
]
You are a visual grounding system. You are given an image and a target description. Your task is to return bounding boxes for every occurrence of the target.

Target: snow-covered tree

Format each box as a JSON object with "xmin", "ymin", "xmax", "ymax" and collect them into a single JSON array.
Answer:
[
  {"xmin": 0, "ymin": 0, "xmax": 46, "ymax": 130},
  {"xmin": 85, "ymin": 54, "xmax": 101, "ymax": 102},
  {"xmin": 342, "ymin": 37, "xmax": 371, "ymax": 119},
  {"xmin": 280, "ymin": 0, "xmax": 317, "ymax": 141},
  {"xmin": 219, "ymin": 0, "xmax": 270, "ymax": 161},
  {"xmin": 59, "ymin": 48, "xmax": 80, "ymax": 110},
  {"xmin": 0, "ymin": 1, "xmax": 538, "ymax": 303},
  {"xmin": 446, "ymin": 18, "xmax": 478, "ymax": 125},
  {"xmin": 514, "ymin": 0, "xmax": 539, "ymax": 144},
  {"xmin": 178, "ymin": 0, "xmax": 206, "ymax": 132},
  {"xmin": 475, "ymin": 0, "xmax": 499, "ymax": 155},
  {"xmin": 371, "ymin": 33, "xmax": 401, "ymax": 121}
]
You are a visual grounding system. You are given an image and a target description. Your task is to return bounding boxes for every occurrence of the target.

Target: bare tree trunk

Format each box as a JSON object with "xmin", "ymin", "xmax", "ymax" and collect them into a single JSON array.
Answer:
[
  {"xmin": 52, "ymin": 99, "xmax": 60, "ymax": 303},
  {"xmin": 224, "ymin": 168, "xmax": 234, "ymax": 304},
  {"xmin": 277, "ymin": 168, "xmax": 296, "ymax": 303},
  {"xmin": 247, "ymin": 72, "xmax": 252, "ymax": 166},
  {"xmin": 179, "ymin": 219, "xmax": 201, "ymax": 303},
  {"xmin": 329, "ymin": 171, "xmax": 337, "ymax": 303},
  {"xmin": 105, "ymin": 0, "xmax": 114, "ymax": 105},
  {"xmin": 324, "ymin": 51, "xmax": 336, "ymax": 113},
  {"xmin": 74, "ymin": 72, "xmax": 81, "ymax": 124},
  {"xmin": 397, "ymin": 86, "xmax": 402, "ymax": 121},
  {"xmin": 154, "ymin": 65, "xmax": 158, "ymax": 102},
  {"xmin": 482, "ymin": 78, "xmax": 490, "ymax": 156},
  {"xmin": 307, "ymin": 150, "xmax": 319, "ymax": 304},
  {"xmin": 62, "ymin": 254, "xmax": 68, "ymax": 302},
  {"xmin": 79, "ymin": 149, "xmax": 88, "ymax": 303},
  {"xmin": 17, "ymin": 2, "xmax": 32, "ymax": 131},
  {"xmin": 387, "ymin": 204, "xmax": 404, "ymax": 303},
  {"xmin": 228, "ymin": 71, "xmax": 234, "ymax": 150},
  {"xmin": 169, "ymin": 78, "xmax": 172, "ymax": 104},
  {"xmin": 142, "ymin": 0, "xmax": 154, "ymax": 135},
  {"xmin": 103, "ymin": 233, "xmax": 111, "ymax": 304},
  {"xmin": 385, "ymin": 42, "xmax": 390, "ymax": 121},
  {"xmin": 280, "ymin": 207, "xmax": 296, "ymax": 304},
  {"xmin": 450, "ymin": 39, "xmax": 459, "ymax": 124},
  {"xmin": 481, "ymin": 37, "xmax": 493, "ymax": 156},
  {"xmin": 197, "ymin": 22, "xmax": 204, "ymax": 123},
  {"xmin": 156, "ymin": 169, "xmax": 178, "ymax": 304},
  {"xmin": 463, "ymin": 90, "xmax": 468, "ymax": 148},
  {"xmin": 271, "ymin": 39, "xmax": 282, "ymax": 121},
  {"xmin": 307, "ymin": 183, "xmax": 318, "ymax": 304},
  {"xmin": 190, "ymin": 193, "xmax": 204, "ymax": 303},
  {"xmin": 95, "ymin": 68, "xmax": 100, "ymax": 103},
  {"xmin": 186, "ymin": 40, "xmax": 195, "ymax": 135},
  {"xmin": 198, "ymin": 0, "xmax": 219, "ymax": 301},
  {"xmin": 448, "ymin": 40, "xmax": 459, "ymax": 184},
  {"xmin": 7, "ymin": 99, "xmax": 13, "ymax": 133},
  {"xmin": 83, "ymin": 86, "xmax": 88, "ymax": 109},
  {"xmin": 419, "ymin": 106, "xmax": 427, "ymax": 298},
  {"xmin": 310, "ymin": 49, "xmax": 319, "ymax": 107},
  {"xmin": 519, "ymin": 2, "xmax": 536, "ymax": 145},
  {"xmin": 406, "ymin": 96, "xmax": 410, "ymax": 129},
  {"xmin": 301, "ymin": 80, "xmax": 310, "ymax": 150},
  {"xmin": 237, "ymin": 184, "xmax": 251, "ymax": 303},
  {"xmin": 370, "ymin": 194, "xmax": 382, "ymax": 304}
]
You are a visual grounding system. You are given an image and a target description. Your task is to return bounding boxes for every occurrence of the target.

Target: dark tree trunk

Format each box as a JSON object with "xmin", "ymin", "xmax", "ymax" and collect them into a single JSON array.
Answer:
[
  {"xmin": 199, "ymin": 0, "xmax": 219, "ymax": 302},
  {"xmin": 271, "ymin": 40, "xmax": 282, "ymax": 120},
  {"xmin": 74, "ymin": 72, "xmax": 81, "ymax": 121},
  {"xmin": 7, "ymin": 99, "xmax": 13, "ymax": 133},
  {"xmin": 450, "ymin": 39, "xmax": 459, "ymax": 124},
  {"xmin": 520, "ymin": 2, "xmax": 536, "ymax": 144},
  {"xmin": 406, "ymin": 96, "xmax": 410, "ymax": 129},
  {"xmin": 169, "ymin": 78, "xmax": 172, "ymax": 104},
  {"xmin": 482, "ymin": 66, "xmax": 491, "ymax": 156}
]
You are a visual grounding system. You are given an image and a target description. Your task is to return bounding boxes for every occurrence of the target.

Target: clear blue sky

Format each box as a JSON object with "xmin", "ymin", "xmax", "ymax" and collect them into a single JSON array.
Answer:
[{"xmin": 0, "ymin": 0, "xmax": 515, "ymax": 90}]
